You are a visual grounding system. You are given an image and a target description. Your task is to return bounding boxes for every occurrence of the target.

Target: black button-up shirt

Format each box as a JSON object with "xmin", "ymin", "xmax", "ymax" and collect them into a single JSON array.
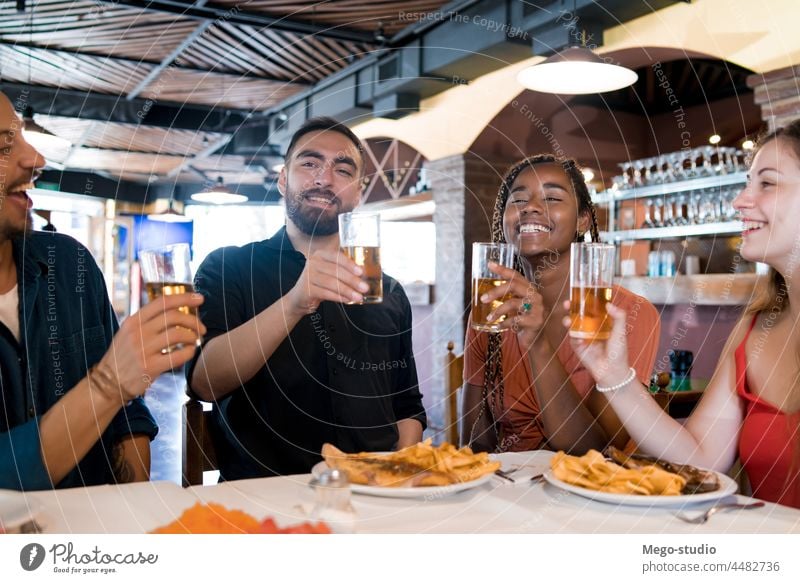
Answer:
[
  {"xmin": 188, "ymin": 227, "xmax": 426, "ymax": 479},
  {"xmin": 0, "ymin": 232, "xmax": 157, "ymax": 490}
]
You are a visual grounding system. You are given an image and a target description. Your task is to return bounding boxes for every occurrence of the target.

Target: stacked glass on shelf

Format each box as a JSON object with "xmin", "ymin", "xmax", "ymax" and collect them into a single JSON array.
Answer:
[
  {"xmin": 613, "ymin": 146, "xmax": 746, "ymax": 189},
  {"xmin": 610, "ymin": 146, "xmax": 746, "ymax": 230}
]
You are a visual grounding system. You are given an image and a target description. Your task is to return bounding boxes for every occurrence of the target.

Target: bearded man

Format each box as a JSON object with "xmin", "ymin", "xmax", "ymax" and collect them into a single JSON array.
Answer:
[{"xmin": 187, "ymin": 117, "xmax": 426, "ymax": 479}]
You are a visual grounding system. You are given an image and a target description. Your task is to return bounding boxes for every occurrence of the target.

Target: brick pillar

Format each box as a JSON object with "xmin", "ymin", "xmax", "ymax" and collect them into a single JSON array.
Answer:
[
  {"xmin": 424, "ymin": 153, "xmax": 506, "ymax": 437},
  {"xmin": 747, "ymin": 65, "xmax": 800, "ymax": 131}
]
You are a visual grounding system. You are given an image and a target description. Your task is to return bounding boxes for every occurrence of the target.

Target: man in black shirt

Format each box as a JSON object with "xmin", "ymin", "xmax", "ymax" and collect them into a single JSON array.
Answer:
[{"xmin": 188, "ymin": 117, "xmax": 426, "ymax": 479}]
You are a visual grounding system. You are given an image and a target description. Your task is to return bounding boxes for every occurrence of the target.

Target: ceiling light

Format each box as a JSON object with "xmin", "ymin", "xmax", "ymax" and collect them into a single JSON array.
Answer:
[
  {"xmin": 190, "ymin": 176, "xmax": 248, "ymax": 204},
  {"xmin": 147, "ymin": 200, "xmax": 192, "ymax": 223},
  {"xmin": 517, "ymin": 46, "xmax": 638, "ymax": 95},
  {"xmin": 708, "ymin": 134, "xmax": 721, "ymax": 145},
  {"xmin": 742, "ymin": 139, "xmax": 755, "ymax": 150},
  {"xmin": 581, "ymin": 168, "xmax": 595, "ymax": 182}
]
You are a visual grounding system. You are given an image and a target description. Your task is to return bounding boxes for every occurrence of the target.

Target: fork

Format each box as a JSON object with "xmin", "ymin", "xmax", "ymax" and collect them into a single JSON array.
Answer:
[{"xmin": 674, "ymin": 500, "xmax": 765, "ymax": 524}]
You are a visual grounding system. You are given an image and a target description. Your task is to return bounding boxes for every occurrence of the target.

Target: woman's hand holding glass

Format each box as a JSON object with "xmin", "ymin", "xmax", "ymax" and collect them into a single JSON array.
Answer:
[
  {"xmin": 565, "ymin": 301, "xmax": 635, "ymax": 391},
  {"xmin": 482, "ymin": 262, "xmax": 545, "ymax": 351}
]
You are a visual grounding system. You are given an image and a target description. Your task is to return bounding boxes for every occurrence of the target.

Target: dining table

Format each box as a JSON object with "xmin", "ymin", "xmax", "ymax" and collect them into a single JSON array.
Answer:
[{"xmin": 11, "ymin": 451, "xmax": 800, "ymax": 534}]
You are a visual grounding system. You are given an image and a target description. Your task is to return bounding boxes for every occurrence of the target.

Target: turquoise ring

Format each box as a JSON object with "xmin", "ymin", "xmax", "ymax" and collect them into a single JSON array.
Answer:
[{"xmin": 521, "ymin": 302, "xmax": 532, "ymax": 313}]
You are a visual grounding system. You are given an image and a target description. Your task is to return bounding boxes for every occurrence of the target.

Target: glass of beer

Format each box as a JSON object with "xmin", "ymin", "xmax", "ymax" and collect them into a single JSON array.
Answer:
[
  {"xmin": 470, "ymin": 242, "xmax": 516, "ymax": 332},
  {"xmin": 338, "ymin": 212, "xmax": 382, "ymax": 304},
  {"xmin": 139, "ymin": 243, "xmax": 196, "ymax": 352},
  {"xmin": 569, "ymin": 242, "xmax": 615, "ymax": 340}
]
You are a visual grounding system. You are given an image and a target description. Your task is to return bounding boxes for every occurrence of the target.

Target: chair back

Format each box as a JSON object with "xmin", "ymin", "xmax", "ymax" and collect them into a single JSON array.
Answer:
[
  {"xmin": 182, "ymin": 398, "xmax": 217, "ymax": 487},
  {"xmin": 445, "ymin": 341, "xmax": 464, "ymax": 445}
]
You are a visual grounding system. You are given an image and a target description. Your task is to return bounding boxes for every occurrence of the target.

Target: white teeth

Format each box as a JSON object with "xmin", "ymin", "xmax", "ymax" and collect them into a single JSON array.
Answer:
[
  {"xmin": 307, "ymin": 196, "xmax": 331, "ymax": 204},
  {"xmin": 742, "ymin": 220, "xmax": 766, "ymax": 231},
  {"xmin": 520, "ymin": 224, "xmax": 551, "ymax": 234},
  {"xmin": 10, "ymin": 182, "xmax": 35, "ymax": 193}
]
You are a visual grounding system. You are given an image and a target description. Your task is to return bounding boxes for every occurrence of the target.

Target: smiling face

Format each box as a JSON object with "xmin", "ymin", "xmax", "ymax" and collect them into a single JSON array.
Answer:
[
  {"xmin": 733, "ymin": 138, "xmax": 800, "ymax": 270},
  {"xmin": 502, "ymin": 163, "xmax": 589, "ymax": 259},
  {"xmin": 0, "ymin": 93, "xmax": 45, "ymax": 241},
  {"xmin": 278, "ymin": 129, "xmax": 363, "ymax": 236}
]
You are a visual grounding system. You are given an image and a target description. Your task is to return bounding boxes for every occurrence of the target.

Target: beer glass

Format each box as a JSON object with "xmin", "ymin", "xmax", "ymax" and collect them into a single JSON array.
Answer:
[
  {"xmin": 338, "ymin": 212, "xmax": 382, "ymax": 304},
  {"xmin": 139, "ymin": 243, "xmax": 196, "ymax": 352},
  {"xmin": 569, "ymin": 242, "xmax": 615, "ymax": 341},
  {"xmin": 470, "ymin": 242, "xmax": 516, "ymax": 332}
]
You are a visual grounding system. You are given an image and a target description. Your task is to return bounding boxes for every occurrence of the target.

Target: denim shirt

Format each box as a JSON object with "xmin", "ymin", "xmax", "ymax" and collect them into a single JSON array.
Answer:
[{"xmin": 0, "ymin": 232, "xmax": 157, "ymax": 491}]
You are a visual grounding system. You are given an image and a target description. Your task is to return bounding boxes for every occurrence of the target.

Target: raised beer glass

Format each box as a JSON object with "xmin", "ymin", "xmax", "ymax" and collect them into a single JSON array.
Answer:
[
  {"xmin": 139, "ymin": 243, "xmax": 197, "ymax": 352},
  {"xmin": 569, "ymin": 242, "xmax": 615, "ymax": 341},
  {"xmin": 470, "ymin": 242, "xmax": 516, "ymax": 333},
  {"xmin": 338, "ymin": 212, "xmax": 382, "ymax": 304}
]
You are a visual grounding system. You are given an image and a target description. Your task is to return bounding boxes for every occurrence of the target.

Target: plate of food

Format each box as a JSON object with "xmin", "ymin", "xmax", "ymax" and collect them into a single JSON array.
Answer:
[
  {"xmin": 0, "ymin": 490, "xmax": 43, "ymax": 533},
  {"xmin": 313, "ymin": 440, "xmax": 500, "ymax": 498},
  {"xmin": 542, "ymin": 447, "xmax": 737, "ymax": 507}
]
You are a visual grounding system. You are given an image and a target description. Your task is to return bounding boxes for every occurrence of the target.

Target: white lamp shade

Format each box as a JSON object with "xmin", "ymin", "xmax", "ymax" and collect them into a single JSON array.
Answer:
[
  {"xmin": 517, "ymin": 47, "xmax": 638, "ymax": 95},
  {"xmin": 190, "ymin": 190, "xmax": 248, "ymax": 204},
  {"xmin": 190, "ymin": 177, "xmax": 249, "ymax": 204}
]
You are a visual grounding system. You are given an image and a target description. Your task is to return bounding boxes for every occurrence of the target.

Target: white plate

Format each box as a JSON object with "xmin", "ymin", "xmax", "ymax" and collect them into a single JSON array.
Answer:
[
  {"xmin": 0, "ymin": 490, "xmax": 43, "ymax": 531},
  {"xmin": 543, "ymin": 469, "xmax": 738, "ymax": 507},
  {"xmin": 311, "ymin": 461, "xmax": 495, "ymax": 499}
]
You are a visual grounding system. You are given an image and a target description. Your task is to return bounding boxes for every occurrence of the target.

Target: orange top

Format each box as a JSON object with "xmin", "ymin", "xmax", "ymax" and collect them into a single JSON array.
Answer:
[{"xmin": 463, "ymin": 285, "xmax": 660, "ymax": 451}]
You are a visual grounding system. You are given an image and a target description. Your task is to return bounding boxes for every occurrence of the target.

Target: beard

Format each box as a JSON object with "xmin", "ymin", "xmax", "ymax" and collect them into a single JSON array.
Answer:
[
  {"xmin": 0, "ymin": 206, "xmax": 32, "ymax": 241},
  {"xmin": 284, "ymin": 184, "xmax": 346, "ymax": 236}
]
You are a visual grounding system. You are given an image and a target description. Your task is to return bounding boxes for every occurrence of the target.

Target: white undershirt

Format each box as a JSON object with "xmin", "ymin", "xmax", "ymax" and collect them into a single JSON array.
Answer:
[{"xmin": 0, "ymin": 284, "xmax": 20, "ymax": 342}]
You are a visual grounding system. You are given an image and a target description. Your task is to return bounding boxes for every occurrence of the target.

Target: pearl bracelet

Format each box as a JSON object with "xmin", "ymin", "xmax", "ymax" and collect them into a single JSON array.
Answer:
[{"xmin": 595, "ymin": 367, "xmax": 637, "ymax": 393}]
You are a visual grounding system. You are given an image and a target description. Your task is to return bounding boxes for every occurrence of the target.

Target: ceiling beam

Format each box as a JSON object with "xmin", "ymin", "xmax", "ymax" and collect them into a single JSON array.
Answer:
[
  {"xmin": 105, "ymin": 0, "xmax": 376, "ymax": 44},
  {"xmin": 127, "ymin": 0, "xmax": 210, "ymax": 100},
  {"xmin": 0, "ymin": 81, "xmax": 249, "ymax": 132},
  {"xmin": 1, "ymin": 41, "xmax": 307, "ymax": 86}
]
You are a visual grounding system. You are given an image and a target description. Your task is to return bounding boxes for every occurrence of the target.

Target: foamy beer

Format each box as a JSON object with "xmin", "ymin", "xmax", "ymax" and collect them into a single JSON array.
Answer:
[
  {"xmin": 569, "ymin": 242, "xmax": 615, "ymax": 340},
  {"xmin": 338, "ymin": 212, "xmax": 382, "ymax": 304},
  {"xmin": 139, "ymin": 243, "xmax": 197, "ymax": 352},
  {"xmin": 470, "ymin": 242, "xmax": 516, "ymax": 332}
]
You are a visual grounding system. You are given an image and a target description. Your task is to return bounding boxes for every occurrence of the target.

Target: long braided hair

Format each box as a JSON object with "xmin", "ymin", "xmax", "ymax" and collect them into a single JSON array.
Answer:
[{"xmin": 470, "ymin": 154, "xmax": 601, "ymax": 449}]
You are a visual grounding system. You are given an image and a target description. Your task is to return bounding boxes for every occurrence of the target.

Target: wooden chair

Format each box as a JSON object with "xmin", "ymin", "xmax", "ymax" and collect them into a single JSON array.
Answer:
[
  {"xmin": 445, "ymin": 341, "xmax": 464, "ymax": 445},
  {"xmin": 182, "ymin": 398, "xmax": 217, "ymax": 487}
]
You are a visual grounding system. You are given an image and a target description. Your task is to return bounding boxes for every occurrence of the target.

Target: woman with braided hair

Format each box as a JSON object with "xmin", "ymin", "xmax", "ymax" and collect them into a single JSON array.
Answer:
[{"xmin": 461, "ymin": 154, "xmax": 660, "ymax": 454}]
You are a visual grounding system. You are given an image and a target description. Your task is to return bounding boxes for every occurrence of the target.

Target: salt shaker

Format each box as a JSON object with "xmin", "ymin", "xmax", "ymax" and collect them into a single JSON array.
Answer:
[{"xmin": 310, "ymin": 469, "xmax": 357, "ymax": 533}]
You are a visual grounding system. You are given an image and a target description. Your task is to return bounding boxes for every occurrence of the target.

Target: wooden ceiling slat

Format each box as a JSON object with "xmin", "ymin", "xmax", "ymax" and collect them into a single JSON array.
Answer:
[
  {"xmin": 67, "ymin": 147, "xmax": 187, "ymax": 175},
  {"xmin": 236, "ymin": 25, "xmax": 314, "ymax": 82},
  {"xmin": 211, "ymin": 0, "xmax": 449, "ymax": 33},
  {"xmin": 205, "ymin": 24, "xmax": 290, "ymax": 79},
  {"xmin": 280, "ymin": 31, "xmax": 341, "ymax": 78},
  {"xmin": 305, "ymin": 35, "xmax": 351, "ymax": 70},
  {"xmin": 258, "ymin": 27, "xmax": 332, "ymax": 81},
  {"xmin": 139, "ymin": 69, "xmax": 303, "ymax": 110}
]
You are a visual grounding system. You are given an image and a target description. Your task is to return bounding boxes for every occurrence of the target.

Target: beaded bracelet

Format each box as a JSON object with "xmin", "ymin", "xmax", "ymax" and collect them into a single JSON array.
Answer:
[{"xmin": 595, "ymin": 367, "xmax": 637, "ymax": 393}]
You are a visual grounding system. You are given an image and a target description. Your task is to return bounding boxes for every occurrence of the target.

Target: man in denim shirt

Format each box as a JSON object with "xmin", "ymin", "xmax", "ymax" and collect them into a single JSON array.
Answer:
[{"xmin": 0, "ymin": 91, "xmax": 205, "ymax": 490}]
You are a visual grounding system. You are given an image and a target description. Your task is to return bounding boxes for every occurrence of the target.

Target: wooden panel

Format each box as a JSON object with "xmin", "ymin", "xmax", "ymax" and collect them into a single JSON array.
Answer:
[
  {"xmin": 138, "ymin": 69, "xmax": 304, "ymax": 110},
  {"xmin": 213, "ymin": 0, "xmax": 451, "ymax": 33},
  {"xmin": 0, "ymin": 44, "xmax": 152, "ymax": 94},
  {"xmin": 67, "ymin": 148, "xmax": 185, "ymax": 175},
  {"xmin": 37, "ymin": 115, "xmax": 225, "ymax": 156},
  {"xmin": 0, "ymin": 0, "xmax": 196, "ymax": 61}
]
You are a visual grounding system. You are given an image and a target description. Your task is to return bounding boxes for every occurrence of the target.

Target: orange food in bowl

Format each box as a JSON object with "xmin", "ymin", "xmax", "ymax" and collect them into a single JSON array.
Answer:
[{"xmin": 150, "ymin": 503, "xmax": 330, "ymax": 534}]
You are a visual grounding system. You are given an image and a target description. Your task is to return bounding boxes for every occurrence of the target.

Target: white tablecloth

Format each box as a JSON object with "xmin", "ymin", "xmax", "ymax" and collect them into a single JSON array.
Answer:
[{"xmin": 20, "ymin": 451, "xmax": 800, "ymax": 534}]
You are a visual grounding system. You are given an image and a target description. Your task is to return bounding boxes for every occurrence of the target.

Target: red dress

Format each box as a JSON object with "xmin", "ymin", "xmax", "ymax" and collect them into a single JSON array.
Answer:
[{"xmin": 736, "ymin": 315, "xmax": 800, "ymax": 508}]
